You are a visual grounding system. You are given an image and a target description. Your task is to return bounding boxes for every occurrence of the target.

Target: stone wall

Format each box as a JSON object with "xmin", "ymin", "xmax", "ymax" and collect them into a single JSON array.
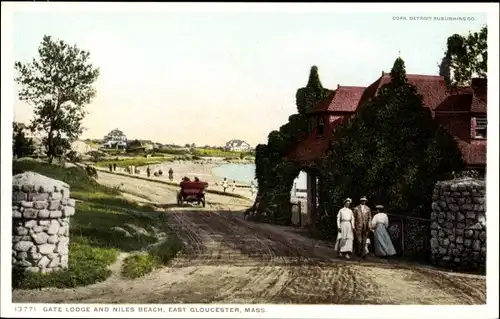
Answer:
[
  {"xmin": 12, "ymin": 172, "xmax": 76, "ymax": 274},
  {"xmin": 430, "ymin": 177, "xmax": 486, "ymax": 271}
]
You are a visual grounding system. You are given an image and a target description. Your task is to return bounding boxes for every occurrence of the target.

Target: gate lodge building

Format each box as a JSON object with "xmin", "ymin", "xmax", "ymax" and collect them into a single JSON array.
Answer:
[{"xmin": 287, "ymin": 73, "xmax": 487, "ymax": 226}]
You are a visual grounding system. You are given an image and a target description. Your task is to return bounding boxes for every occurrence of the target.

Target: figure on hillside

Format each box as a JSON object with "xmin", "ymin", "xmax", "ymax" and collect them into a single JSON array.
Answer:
[
  {"xmin": 108, "ymin": 164, "xmax": 113, "ymax": 172},
  {"xmin": 232, "ymin": 180, "xmax": 237, "ymax": 192},
  {"xmin": 334, "ymin": 198, "xmax": 355, "ymax": 260},
  {"xmin": 353, "ymin": 196, "xmax": 372, "ymax": 259},
  {"xmin": 146, "ymin": 166, "xmax": 151, "ymax": 178},
  {"xmin": 371, "ymin": 205, "xmax": 397, "ymax": 258},
  {"xmin": 168, "ymin": 168, "xmax": 174, "ymax": 181},
  {"xmin": 113, "ymin": 163, "xmax": 117, "ymax": 171},
  {"xmin": 222, "ymin": 178, "xmax": 228, "ymax": 193}
]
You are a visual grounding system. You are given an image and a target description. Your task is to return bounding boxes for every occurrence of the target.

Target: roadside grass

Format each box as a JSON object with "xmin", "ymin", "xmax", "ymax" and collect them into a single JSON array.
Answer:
[
  {"xmin": 121, "ymin": 235, "xmax": 183, "ymax": 279},
  {"xmin": 12, "ymin": 161, "xmax": 183, "ymax": 289}
]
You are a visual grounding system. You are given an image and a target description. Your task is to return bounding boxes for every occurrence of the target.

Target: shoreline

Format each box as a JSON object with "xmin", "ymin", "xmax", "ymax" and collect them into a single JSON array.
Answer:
[{"xmin": 112, "ymin": 160, "xmax": 257, "ymax": 199}]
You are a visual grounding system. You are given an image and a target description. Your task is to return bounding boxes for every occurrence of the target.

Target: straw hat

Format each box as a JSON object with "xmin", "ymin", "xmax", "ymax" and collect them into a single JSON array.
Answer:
[
  {"xmin": 375, "ymin": 205, "xmax": 385, "ymax": 210},
  {"xmin": 360, "ymin": 196, "xmax": 368, "ymax": 202},
  {"xmin": 344, "ymin": 198, "xmax": 352, "ymax": 204}
]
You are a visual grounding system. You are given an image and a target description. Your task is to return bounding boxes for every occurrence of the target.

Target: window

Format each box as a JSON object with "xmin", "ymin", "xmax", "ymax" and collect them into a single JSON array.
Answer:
[
  {"xmin": 475, "ymin": 118, "xmax": 487, "ymax": 138},
  {"xmin": 317, "ymin": 117, "xmax": 325, "ymax": 136}
]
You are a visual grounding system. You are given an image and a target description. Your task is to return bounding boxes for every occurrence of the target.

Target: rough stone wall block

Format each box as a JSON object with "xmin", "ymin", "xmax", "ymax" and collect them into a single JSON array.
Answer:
[
  {"xmin": 12, "ymin": 172, "xmax": 75, "ymax": 274},
  {"xmin": 430, "ymin": 177, "xmax": 486, "ymax": 271}
]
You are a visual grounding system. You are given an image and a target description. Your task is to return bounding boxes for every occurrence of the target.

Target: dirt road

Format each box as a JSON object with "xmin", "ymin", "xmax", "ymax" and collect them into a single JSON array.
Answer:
[{"xmin": 13, "ymin": 172, "xmax": 486, "ymax": 304}]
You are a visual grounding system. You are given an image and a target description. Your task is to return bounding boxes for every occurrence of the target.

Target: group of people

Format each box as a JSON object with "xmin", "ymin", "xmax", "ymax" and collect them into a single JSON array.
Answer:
[
  {"xmin": 181, "ymin": 176, "xmax": 201, "ymax": 182},
  {"xmin": 216, "ymin": 178, "xmax": 258, "ymax": 197},
  {"xmin": 335, "ymin": 196, "xmax": 396, "ymax": 260},
  {"xmin": 108, "ymin": 163, "xmax": 117, "ymax": 172},
  {"xmin": 145, "ymin": 166, "xmax": 175, "ymax": 181}
]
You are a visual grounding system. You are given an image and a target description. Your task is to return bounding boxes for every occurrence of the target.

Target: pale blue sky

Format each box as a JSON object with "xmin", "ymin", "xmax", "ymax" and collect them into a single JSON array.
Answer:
[{"xmin": 12, "ymin": 9, "xmax": 487, "ymax": 146}]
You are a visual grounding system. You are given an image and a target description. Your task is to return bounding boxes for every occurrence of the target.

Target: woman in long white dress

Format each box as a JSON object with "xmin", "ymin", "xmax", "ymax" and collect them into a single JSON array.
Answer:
[
  {"xmin": 371, "ymin": 205, "xmax": 397, "ymax": 257},
  {"xmin": 335, "ymin": 198, "xmax": 355, "ymax": 259}
]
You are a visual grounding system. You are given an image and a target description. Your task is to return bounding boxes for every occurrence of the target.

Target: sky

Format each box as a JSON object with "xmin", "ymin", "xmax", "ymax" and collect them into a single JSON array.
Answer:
[{"xmin": 10, "ymin": 6, "xmax": 487, "ymax": 147}]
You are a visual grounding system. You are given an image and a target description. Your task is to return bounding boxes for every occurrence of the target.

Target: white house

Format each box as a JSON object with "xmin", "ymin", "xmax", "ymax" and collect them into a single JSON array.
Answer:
[
  {"xmin": 102, "ymin": 129, "xmax": 128, "ymax": 149},
  {"xmin": 224, "ymin": 139, "xmax": 251, "ymax": 152}
]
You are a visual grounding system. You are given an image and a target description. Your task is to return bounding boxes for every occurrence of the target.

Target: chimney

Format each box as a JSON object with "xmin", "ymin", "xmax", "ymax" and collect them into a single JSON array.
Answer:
[
  {"xmin": 381, "ymin": 71, "xmax": 385, "ymax": 77},
  {"xmin": 337, "ymin": 84, "xmax": 340, "ymax": 89},
  {"xmin": 471, "ymin": 78, "xmax": 487, "ymax": 96}
]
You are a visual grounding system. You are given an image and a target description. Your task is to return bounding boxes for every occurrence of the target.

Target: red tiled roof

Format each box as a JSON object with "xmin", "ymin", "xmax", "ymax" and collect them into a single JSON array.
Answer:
[
  {"xmin": 470, "ymin": 78, "xmax": 487, "ymax": 113},
  {"xmin": 370, "ymin": 74, "xmax": 450, "ymax": 110},
  {"xmin": 308, "ymin": 86, "xmax": 366, "ymax": 114},
  {"xmin": 290, "ymin": 73, "xmax": 488, "ymax": 167}
]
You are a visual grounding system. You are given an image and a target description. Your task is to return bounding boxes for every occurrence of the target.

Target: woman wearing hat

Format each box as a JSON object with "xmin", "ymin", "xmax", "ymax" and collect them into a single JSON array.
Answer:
[
  {"xmin": 370, "ymin": 205, "xmax": 397, "ymax": 257},
  {"xmin": 334, "ymin": 198, "xmax": 356, "ymax": 259}
]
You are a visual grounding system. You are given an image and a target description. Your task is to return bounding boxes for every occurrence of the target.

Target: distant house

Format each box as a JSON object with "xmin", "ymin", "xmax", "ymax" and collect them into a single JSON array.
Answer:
[
  {"xmin": 102, "ymin": 129, "xmax": 127, "ymax": 149},
  {"xmin": 224, "ymin": 139, "xmax": 251, "ymax": 152},
  {"xmin": 127, "ymin": 139, "xmax": 145, "ymax": 152}
]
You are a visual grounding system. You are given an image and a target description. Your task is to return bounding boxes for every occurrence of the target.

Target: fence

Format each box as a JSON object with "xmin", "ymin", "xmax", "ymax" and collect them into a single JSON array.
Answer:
[{"xmin": 387, "ymin": 213, "xmax": 431, "ymax": 260}]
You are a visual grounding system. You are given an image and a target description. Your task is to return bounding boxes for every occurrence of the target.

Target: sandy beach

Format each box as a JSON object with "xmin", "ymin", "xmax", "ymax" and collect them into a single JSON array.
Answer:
[{"xmin": 113, "ymin": 160, "xmax": 257, "ymax": 199}]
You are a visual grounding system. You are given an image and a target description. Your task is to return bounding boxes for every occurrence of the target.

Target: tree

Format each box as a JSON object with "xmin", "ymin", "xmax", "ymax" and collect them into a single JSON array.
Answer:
[
  {"xmin": 14, "ymin": 35, "xmax": 100, "ymax": 164},
  {"xmin": 439, "ymin": 26, "xmax": 487, "ymax": 88},
  {"xmin": 295, "ymin": 66, "xmax": 332, "ymax": 114},
  {"xmin": 13, "ymin": 122, "xmax": 35, "ymax": 158},
  {"xmin": 321, "ymin": 57, "xmax": 464, "ymax": 222}
]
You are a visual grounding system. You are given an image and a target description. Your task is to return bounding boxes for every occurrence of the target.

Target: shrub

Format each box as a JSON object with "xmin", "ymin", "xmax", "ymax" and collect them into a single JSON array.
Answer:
[{"xmin": 318, "ymin": 57, "xmax": 464, "ymax": 221}]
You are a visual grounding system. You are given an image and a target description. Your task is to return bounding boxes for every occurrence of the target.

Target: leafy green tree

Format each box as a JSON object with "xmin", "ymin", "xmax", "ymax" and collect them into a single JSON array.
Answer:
[
  {"xmin": 439, "ymin": 26, "xmax": 487, "ymax": 88},
  {"xmin": 14, "ymin": 35, "xmax": 100, "ymax": 164},
  {"xmin": 13, "ymin": 122, "xmax": 35, "ymax": 158},
  {"xmin": 321, "ymin": 57, "xmax": 464, "ymax": 223}
]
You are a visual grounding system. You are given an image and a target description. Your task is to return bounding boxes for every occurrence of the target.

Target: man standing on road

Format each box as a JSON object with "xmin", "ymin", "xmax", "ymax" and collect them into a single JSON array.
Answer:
[{"xmin": 353, "ymin": 196, "xmax": 372, "ymax": 259}]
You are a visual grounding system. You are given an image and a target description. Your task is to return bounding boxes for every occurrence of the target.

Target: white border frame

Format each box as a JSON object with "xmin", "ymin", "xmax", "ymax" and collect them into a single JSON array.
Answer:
[{"xmin": 1, "ymin": 3, "xmax": 499, "ymax": 319}]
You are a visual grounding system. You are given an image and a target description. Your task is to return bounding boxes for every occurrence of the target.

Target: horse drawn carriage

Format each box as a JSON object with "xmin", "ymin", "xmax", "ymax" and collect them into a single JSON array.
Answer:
[{"xmin": 177, "ymin": 179, "xmax": 209, "ymax": 207}]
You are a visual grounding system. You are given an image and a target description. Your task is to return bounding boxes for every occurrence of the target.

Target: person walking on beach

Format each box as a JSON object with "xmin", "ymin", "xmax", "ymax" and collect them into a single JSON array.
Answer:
[
  {"xmin": 250, "ymin": 181, "xmax": 257, "ymax": 197},
  {"xmin": 146, "ymin": 166, "xmax": 151, "ymax": 178},
  {"xmin": 108, "ymin": 164, "xmax": 113, "ymax": 172},
  {"xmin": 353, "ymin": 196, "xmax": 372, "ymax": 259},
  {"xmin": 371, "ymin": 205, "xmax": 397, "ymax": 258},
  {"xmin": 168, "ymin": 168, "xmax": 174, "ymax": 181},
  {"xmin": 334, "ymin": 198, "xmax": 355, "ymax": 260},
  {"xmin": 113, "ymin": 163, "xmax": 117, "ymax": 171},
  {"xmin": 232, "ymin": 180, "xmax": 237, "ymax": 192},
  {"xmin": 222, "ymin": 178, "xmax": 229, "ymax": 193}
]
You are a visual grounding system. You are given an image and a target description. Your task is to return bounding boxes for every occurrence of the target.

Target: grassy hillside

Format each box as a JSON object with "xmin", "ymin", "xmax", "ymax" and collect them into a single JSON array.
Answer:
[{"xmin": 12, "ymin": 161, "xmax": 183, "ymax": 288}]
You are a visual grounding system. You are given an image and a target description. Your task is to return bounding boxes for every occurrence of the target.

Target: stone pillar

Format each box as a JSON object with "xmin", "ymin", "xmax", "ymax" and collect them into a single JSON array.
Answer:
[
  {"xmin": 430, "ymin": 177, "xmax": 486, "ymax": 271},
  {"xmin": 12, "ymin": 172, "xmax": 76, "ymax": 274}
]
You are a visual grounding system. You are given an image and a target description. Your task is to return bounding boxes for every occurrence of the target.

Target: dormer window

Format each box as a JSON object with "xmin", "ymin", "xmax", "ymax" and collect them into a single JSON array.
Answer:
[
  {"xmin": 475, "ymin": 118, "xmax": 487, "ymax": 138},
  {"xmin": 317, "ymin": 117, "xmax": 325, "ymax": 136}
]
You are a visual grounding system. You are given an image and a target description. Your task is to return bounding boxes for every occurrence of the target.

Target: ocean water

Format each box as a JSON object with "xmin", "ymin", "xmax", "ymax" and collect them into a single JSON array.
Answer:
[{"xmin": 211, "ymin": 163, "xmax": 308, "ymax": 190}]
